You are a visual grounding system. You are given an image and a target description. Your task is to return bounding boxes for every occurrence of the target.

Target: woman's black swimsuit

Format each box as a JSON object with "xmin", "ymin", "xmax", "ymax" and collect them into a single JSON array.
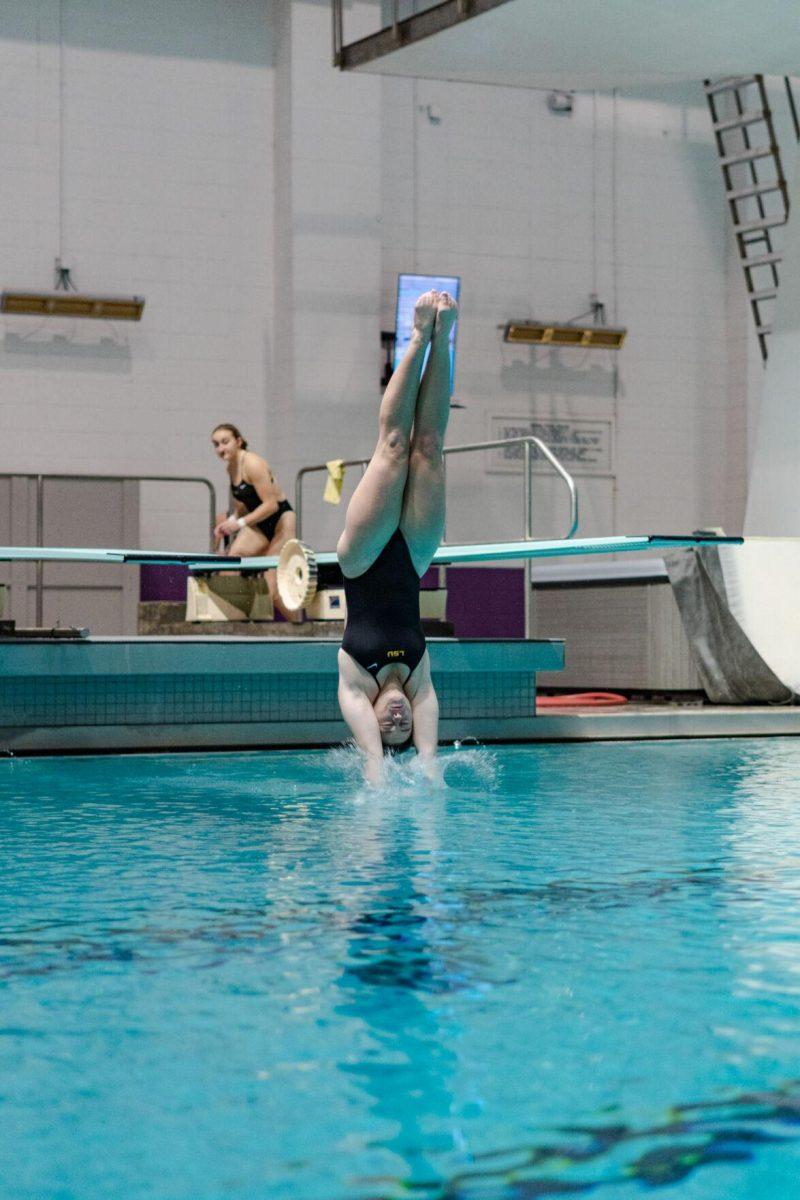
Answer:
[
  {"xmin": 341, "ymin": 529, "xmax": 426, "ymax": 682},
  {"xmin": 231, "ymin": 480, "xmax": 293, "ymax": 542}
]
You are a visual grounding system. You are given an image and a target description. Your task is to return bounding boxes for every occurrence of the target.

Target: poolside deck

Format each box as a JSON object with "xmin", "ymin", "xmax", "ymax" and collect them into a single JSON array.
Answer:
[{"xmin": 530, "ymin": 699, "xmax": 800, "ymax": 740}]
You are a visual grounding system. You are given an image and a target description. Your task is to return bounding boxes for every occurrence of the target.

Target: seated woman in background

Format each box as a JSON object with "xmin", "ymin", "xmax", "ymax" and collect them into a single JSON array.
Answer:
[
  {"xmin": 211, "ymin": 422, "xmax": 297, "ymax": 621},
  {"xmin": 336, "ymin": 290, "xmax": 458, "ymax": 786}
]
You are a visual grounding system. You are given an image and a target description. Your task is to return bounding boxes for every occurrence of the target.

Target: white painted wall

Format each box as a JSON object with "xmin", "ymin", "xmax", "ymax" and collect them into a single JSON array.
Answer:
[
  {"xmin": 270, "ymin": 0, "xmax": 382, "ymax": 554},
  {"xmin": 0, "ymin": 0, "xmax": 274, "ymax": 552},
  {"xmin": 0, "ymin": 0, "xmax": 775, "ymax": 576},
  {"xmin": 744, "ymin": 144, "xmax": 800, "ymax": 535},
  {"xmin": 379, "ymin": 76, "xmax": 752, "ymax": 547}
]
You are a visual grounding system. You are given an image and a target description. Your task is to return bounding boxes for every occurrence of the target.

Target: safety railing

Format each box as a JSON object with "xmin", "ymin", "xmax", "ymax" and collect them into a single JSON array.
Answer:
[
  {"xmin": 0, "ymin": 473, "xmax": 218, "ymax": 625},
  {"xmin": 294, "ymin": 437, "xmax": 578, "ymax": 637},
  {"xmin": 332, "ymin": 0, "xmax": 457, "ymax": 66},
  {"xmin": 334, "ymin": 1, "xmax": 406, "ymax": 63},
  {"xmin": 332, "ymin": 0, "xmax": 343, "ymax": 63}
]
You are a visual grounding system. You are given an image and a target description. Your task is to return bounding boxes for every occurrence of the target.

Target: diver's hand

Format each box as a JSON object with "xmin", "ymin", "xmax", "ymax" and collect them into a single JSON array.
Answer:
[
  {"xmin": 363, "ymin": 754, "xmax": 386, "ymax": 788},
  {"xmin": 417, "ymin": 752, "xmax": 444, "ymax": 787},
  {"xmin": 215, "ymin": 515, "xmax": 244, "ymax": 538}
]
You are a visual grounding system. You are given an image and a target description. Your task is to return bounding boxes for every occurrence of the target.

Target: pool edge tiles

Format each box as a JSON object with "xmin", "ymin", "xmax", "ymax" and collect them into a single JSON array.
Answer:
[{"xmin": 0, "ymin": 636, "xmax": 564, "ymax": 754}]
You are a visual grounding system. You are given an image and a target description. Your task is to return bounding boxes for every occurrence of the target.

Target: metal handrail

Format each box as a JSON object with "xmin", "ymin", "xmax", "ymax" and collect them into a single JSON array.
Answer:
[
  {"xmin": 332, "ymin": 0, "xmax": 343, "ymax": 64},
  {"xmin": 0, "ymin": 472, "xmax": 218, "ymax": 624},
  {"xmin": 295, "ymin": 436, "xmax": 578, "ymax": 541},
  {"xmin": 439, "ymin": 437, "xmax": 578, "ymax": 539},
  {"xmin": 332, "ymin": 0, "xmax": 450, "ymax": 61},
  {"xmin": 294, "ymin": 437, "xmax": 578, "ymax": 638}
]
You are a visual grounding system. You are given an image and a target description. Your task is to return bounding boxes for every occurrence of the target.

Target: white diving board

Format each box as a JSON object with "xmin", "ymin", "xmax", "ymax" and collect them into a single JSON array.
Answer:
[{"xmin": 0, "ymin": 534, "xmax": 742, "ymax": 570}]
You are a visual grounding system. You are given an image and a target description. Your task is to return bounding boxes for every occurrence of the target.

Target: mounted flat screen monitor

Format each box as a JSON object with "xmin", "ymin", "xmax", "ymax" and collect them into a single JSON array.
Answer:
[{"xmin": 393, "ymin": 273, "xmax": 461, "ymax": 389}]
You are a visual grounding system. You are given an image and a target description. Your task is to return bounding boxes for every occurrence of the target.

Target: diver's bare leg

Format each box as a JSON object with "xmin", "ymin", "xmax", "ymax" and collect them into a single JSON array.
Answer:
[
  {"xmin": 337, "ymin": 291, "xmax": 438, "ymax": 577},
  {"xmin": 400, "ymin": 293, "xmax": 458, "ymax": 575}
]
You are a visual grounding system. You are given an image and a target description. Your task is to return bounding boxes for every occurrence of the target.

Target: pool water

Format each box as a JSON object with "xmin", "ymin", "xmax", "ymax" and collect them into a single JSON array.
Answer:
[{"xmin": 3, "ymin": 739, "xmax": 800, "ymax": 1199}]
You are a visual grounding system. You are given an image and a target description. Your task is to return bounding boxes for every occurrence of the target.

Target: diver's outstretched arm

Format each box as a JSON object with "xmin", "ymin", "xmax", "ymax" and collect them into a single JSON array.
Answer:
[
  {"xmin": 337, "ymin": 651, "xmax": 385, "ymax": 785},
  {"xmin": 406, "ymin": 654, "xmax": 440, "ymax": 775}
]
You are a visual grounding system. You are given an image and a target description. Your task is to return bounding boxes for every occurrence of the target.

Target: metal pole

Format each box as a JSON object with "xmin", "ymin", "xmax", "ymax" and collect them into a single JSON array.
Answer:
[
  {"xmin": 4, "ymin": 471, "xmax": 218, "ymax": 561},
  {"xmin": 294, "ymin": 458, "xmax": 369, "ymax": 545},
  {"xmin": 332, "ymin": 0, "xmax": 343, "ymax": 66},
  {"xmin": 295, "ymin": 470, "xmax": 305, "ymax": 540},
  {"xmin": 523, "ymin": 443, "xmax": 531, "ymax": 638},
  {"xmin": 785, "ymin": 75, "xmax": 800, "ymax": 144},
  {"xmin": 439, "ymin": 451, "xmax": 447, "ymax": 588},
  {"xmin": 35, "ymin": 475, "xmax": 44, "ymax": 626},
  {"xmin": 440, "ymin": 453, "xmax": 447, "ymax": 544},
  {"xmin": 289, "ymin": 436, "xmax": 578, "ymax": 554}
]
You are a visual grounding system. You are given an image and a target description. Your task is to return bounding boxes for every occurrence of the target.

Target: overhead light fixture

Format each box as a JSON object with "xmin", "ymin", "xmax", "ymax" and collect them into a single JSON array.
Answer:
[
  {"xmin": 1, "ymin": 291, "xmax": 145, "ymax": 320},
  {"xmin": 503, "ymin": 322, "xmax": 626, "ymax": 349},
  {"xmin": 547, "ymin": 90, "xmax": 574, "ymax": 115}
]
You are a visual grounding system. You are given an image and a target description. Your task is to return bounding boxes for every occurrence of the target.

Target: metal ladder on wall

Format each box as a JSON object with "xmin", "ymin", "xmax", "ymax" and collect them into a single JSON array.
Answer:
[{"xmin": 704, "ymin": 75, "xmax": 800, "ymax": 361}]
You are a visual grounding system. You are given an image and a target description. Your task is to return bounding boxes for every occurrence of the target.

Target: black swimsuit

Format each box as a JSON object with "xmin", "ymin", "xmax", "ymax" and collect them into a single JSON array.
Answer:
[
  {"xmin": 231, "ymin": 480, "xmax": 293, "ymax": 542},
  {"xmin": 341, "ymin": 530, "xmax": 426, "ymax": 682}
]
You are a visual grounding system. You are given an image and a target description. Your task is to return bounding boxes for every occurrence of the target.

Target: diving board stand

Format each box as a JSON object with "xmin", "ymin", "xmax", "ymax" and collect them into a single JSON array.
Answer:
[{"xmin": 0, "ymin": 533, "xmax": 743, "ymax": 569}]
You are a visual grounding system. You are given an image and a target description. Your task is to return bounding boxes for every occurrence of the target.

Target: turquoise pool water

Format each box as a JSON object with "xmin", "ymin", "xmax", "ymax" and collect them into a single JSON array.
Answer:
[{"xmin": 3, "ymin": 739, "xmax": 800, "ymax": 1199}]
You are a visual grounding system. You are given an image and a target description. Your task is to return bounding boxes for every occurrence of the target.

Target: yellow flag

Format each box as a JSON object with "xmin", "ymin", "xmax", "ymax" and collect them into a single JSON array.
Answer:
[{"xmin": 323, "ymin": 459, "xmax": 346, "ymax": 505}]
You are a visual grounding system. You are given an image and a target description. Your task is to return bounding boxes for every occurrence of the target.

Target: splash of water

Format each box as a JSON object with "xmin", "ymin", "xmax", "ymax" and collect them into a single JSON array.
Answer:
[
  {"xmin": 324, "ymin": 741, "xmax": 501, "ymax": 797},
  {"xmin": 442, "ymin": 747, "xmax": 501, "ymax": 791}
]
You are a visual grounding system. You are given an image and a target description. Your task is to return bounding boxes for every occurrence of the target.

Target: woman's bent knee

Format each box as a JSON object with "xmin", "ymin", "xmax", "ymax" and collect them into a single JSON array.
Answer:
[
  {"xmin": 411, "ymin": 431, "xmax": 444, "ymax": 466},
  {"xmin": 378, "ymin": 428, "xmax": 410, "ymax": 463}
]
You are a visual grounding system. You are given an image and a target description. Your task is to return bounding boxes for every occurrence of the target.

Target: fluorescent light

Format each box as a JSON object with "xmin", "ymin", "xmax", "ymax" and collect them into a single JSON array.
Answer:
[
  {"xmin": 503, "ymin": 322, "xmax": 626, "ymax": 349},
  {"xmin": 1, "ymin": 292, "xmax": 145, "ymax": 320}
]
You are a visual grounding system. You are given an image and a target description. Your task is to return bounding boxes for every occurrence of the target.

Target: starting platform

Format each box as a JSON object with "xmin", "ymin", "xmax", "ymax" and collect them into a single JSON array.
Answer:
[{"xmin": 0, "ymin": 635, "xmax": 564, "ymax": 754}]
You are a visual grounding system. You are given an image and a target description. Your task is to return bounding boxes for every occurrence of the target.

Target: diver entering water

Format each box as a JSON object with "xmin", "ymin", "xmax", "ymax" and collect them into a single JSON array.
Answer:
[{"xmin": 336, "ymin": 290, "xmax": 458, "ymax": 787}]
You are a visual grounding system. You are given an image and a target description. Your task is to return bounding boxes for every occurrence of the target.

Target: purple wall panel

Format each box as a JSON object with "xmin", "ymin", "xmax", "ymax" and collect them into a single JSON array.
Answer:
[
  {"xmin": 140, "ymin": 564, "xmax": 524, "ymax": 637},
  {"xmin": 140, "ymin": 564, "xmax": 189, "ymax": 602},
  {"xmin": 445, "ymin": 567, "xmax": 524, "ymax": 638}
]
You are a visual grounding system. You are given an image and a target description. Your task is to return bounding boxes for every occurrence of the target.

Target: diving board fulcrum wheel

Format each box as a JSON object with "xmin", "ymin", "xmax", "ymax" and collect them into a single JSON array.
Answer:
[{"xmin": 276, "ymin": 539, "xmax": 318, "ymax": 612}]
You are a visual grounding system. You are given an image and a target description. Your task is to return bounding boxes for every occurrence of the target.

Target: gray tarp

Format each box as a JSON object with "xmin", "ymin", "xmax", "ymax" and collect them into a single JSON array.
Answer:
[{"xmin": 665, "ymin": 546, "xmax": 796, "ymax": 705}]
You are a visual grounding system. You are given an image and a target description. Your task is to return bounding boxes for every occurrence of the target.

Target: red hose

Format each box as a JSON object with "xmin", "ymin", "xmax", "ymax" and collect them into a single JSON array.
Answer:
[{"xmin": 537, "ymin": 691, "xmax": 629, "ymax": 708}]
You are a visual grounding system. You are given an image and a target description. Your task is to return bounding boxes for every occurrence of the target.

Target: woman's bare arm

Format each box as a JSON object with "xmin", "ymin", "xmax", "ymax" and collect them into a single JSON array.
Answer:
[
  {"xmin": 406, "ymin": 654, "xmax": 439, "ymax": 770},
  {"xmin": 337, "ymin": 651, "xmax": 385, "ymax": 785},
  {"xmin": 216, "ymin": 456, "xmax": 283, "ymax": 538},
  {"xmin": 410, "ymin": 682, "xmax": 439, "ymax": 759},
  {"xmin": 236, "ymin": 454, "xmax": 282, "ymax": 527},
  {"xmin": 214, "ymin": 499, "xmax": 250, "ymax": 541}
]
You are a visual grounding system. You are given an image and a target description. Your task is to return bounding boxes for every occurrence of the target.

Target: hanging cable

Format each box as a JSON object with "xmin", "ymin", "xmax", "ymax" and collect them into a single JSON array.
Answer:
[
  {"xmin": 58, "ymin": 0, "xmax": 66, "ymax": 268},
  {"xmin": 591, "ymin": 89, "xmax": 599, "ymax": 301},
  {"xmin": 537, "ymin": 692, "xmax": 629, "ymax": 708}
]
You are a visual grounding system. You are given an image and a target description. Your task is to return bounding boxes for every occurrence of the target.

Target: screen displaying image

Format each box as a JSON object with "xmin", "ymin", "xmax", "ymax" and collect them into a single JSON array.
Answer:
[{"xmin": 393, "ymin": 273, "xmax": 461, "ymax": 388}]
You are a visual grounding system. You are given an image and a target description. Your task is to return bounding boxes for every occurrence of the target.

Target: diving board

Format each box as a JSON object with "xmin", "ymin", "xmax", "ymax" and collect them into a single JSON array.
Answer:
[{"xmin": 0, "ymin": 534, "xmax": 743, "ymax": 570}]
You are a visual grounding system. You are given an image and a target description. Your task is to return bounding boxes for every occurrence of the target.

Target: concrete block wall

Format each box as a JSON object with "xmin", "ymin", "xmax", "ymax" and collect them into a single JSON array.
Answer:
[
  {"xmin": 0, "ymin": 0, "xmax": 274, "ymax": 553},
  {"xmin": 0, "ymin": 0, "xmax": 766, "ymax": 594},
  {"xmin": 271, "ymin": 0, "xmax": 383, "ymax": 554},
  {"xmin": 378, "ymin": 77, "xmax": 751, "ymax": 548}
]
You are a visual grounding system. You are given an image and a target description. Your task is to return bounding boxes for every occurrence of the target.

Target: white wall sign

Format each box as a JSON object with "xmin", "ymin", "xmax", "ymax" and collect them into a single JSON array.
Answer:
[{"xmin": 487, "ymin": 416, "xmax": 614, "ymax": 475}]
